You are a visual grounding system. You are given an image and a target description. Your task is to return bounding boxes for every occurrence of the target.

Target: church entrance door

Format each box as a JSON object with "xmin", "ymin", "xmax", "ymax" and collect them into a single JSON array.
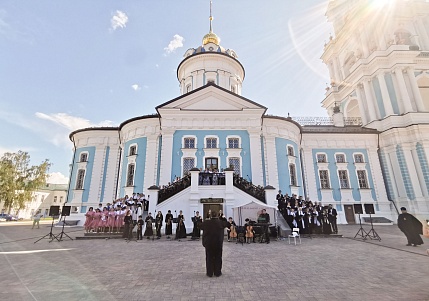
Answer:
[
  {"xmin": 203, "ymin": 204, "xmax": 222, "ymax": 219},
  {"xmin": 344, "ymin": 205, "xmax": 356, "ymax": 224}
]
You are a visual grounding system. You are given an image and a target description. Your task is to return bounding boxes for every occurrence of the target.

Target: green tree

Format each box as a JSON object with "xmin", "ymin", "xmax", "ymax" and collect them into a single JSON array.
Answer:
[{"xmin": 0, "ymin": 151, "xmax": 51, "ymax": 214}]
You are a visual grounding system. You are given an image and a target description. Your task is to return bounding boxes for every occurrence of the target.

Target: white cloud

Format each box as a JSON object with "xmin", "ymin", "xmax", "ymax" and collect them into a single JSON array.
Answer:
[
  {"xmin": 131, "ymin": 84, "xmax": 141, "ymax": 91},
  {"xmin": 35, "ymin": 112, "xmax": 116, "ymax": 131},
  {"xmin": 110, "ymin": 10, "xmax": 128, "ymax": 31},
  {"xmin": 155, "ymin": 64, "xmax": 159, "ymax": 68},
  {"xmin": 47, "ymin": 172, "xmax": 69, "ymax": 185},
  {"xmin": 164, "ymin": 34, "xmax": 184, "ymax": 54}
]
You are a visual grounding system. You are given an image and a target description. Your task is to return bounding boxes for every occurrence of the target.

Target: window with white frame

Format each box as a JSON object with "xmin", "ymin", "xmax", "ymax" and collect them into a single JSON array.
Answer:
[
  {"xmin": 206, "ymin": 138, "xmax": 217, "ymax": 148},
  {"xmin": 338, "ymin": 170, "xmax": 350, "ymax": 188},
  {"xmin": 186, "ymin": 84, "xmax": 191, "ymax": 93},
  {"xmin": 76, "ymin": 169, "xmax": 85, "ymax": 189},
  {"xmin": 184, "ymin": 138, "xmax": 195, "ymax": 149},
  {"xmin": 126, "ymin": 164, "xmax": 135, "ymax": 187},
  {"xmin": 319, "ymin": 170, "xmax": 330, "ymax": 189},
  {"xmin": 80, "ymin": 153, "xmax": 88, "ymax": 162},
  {"xmin": 228, "ymin": 138, "xmax": 239, "ymax": 149},
  {"xmin": 183, "ymin": 158, "xmax": 195, "ymax": 175},
  {"xmin": 207, "ymin": 80, "xmax": 215, "ymax": 84},
  {"xmin": 354, "ymin": 154, "xmax": 364, "ymax": 163},
  {"xmin": 60, "ymin": 196, "xmax": 63, "ymax": 203},
  {"xmin": 289, "ymin": 164, "xmax": 297, "ymax": 186},
  {"xmin": 229, "ymin": 157, "xmax": 240, "ymax": 175},
  {"xmin": 287, "ymin": 146, "xmax": 294, "ymax": 156},
  {"xmin": 317, "ymin": 154, "xmax": 327, "ymax": 163},
  {"xmin": 54, "ymin": 196, "xmax": 57, "ymax": 203},
  {"xmin": 231, "ymin": 86, "xmax": 236, "ymax": 93},
  {"xmin": 129, "ymin": 145, "xmax": 137, "ymax": 156},
  {"xmin": 336, "ymin": 154, "xmax": 345, "ymax": 163},
  {"xmin": 357, "ymin": 170, "xmax": 369, "ymax": 188}
]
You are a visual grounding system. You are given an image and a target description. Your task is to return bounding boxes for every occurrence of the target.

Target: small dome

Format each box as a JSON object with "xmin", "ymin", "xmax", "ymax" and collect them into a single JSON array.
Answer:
[{"xmin": 202, "ymin": 32, "xmax": 220, "ymax": 46}]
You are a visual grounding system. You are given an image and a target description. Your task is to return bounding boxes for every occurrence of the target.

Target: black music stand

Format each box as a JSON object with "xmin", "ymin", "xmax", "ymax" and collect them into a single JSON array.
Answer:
[
  {"xmin": 34, "ymin": 206, "xmax": 60, "ymax": 243},
  {"xmin": 363, "ymin": 204, "xmax": 381, "ymax": 241},
  {"xmin": 353, "ymin": 204, "xmax": 368, "ymax": 240},
  {"xmin": 54, "ymin": 206, "xmax": 74, "ymax": 242}
]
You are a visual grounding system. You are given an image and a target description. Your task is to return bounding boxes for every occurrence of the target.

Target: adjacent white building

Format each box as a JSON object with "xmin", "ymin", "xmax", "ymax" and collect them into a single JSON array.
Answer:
[{"xmin": 67, "ymin": 0, "xmax": 429, "ymax": 228}]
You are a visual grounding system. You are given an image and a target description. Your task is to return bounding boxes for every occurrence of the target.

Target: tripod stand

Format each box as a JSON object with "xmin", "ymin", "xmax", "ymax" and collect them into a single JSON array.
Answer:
[
  {"xmin": 353, "ymin": 213, "xmax": 369, "ymax": 240},
  {"xmin": 364, "ymin": 214, "xmax": 381, "ymax": 241},
  {"xmin": 54, "ymin": 216, "xmax": 74, "ymax": 242},
  {"xmin": 34, "ymin": 217, "xmax": 60, "ymax": 243}
]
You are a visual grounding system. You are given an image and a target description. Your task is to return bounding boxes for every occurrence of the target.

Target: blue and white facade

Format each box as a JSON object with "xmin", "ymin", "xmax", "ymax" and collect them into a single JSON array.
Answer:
[{"xmin": 67, "ymin": 0, "xmax": 429, "ymax": 227}]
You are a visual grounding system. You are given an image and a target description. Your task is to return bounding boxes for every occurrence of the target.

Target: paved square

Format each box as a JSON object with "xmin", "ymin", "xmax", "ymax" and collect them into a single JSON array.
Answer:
[{"xmin": 0, "ymin": 223, "xmax": 428, "ymax": 301}]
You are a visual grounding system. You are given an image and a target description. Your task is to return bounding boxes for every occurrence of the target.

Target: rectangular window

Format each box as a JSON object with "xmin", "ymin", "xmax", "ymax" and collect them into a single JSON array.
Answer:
[
  {"xmin": 228, "ymin": 138, "xmax": 239, "ymax": 149},
  {"xmin": 76, "ymin": 169, "xmax": 85, "ymax": 189},
  {"xmin": 354, "ymin": 154, "xmax": 364, "ymax": 163},
  {"xmin": 80, "ymin": 153, "xmax": 88, "ymax": 162},
  {"xmin": 126, "ymin": 164, "xmax": 135, "ymax": 187},
  {"xmin": 229, "ymin": 158, "xmax": 240, "ymax": 175},
  {"xmin": 184, "ymin": 138, "xmax": 195, "ymax": 149},
  {"xmin": 357, "ymin": 170, "xmax": 369, "ymax": 188},
  {"xmin": 54, "ymin": 196, "xmax": 57, "ymax": 203},
  {"xmin": 288, "ymin": 146, "xmax": 294, "ymax": 156},
  {"xmin": 206, "ymin": 138, "xmax": 217, "ymax": 148},
  {"xmin": 319, "ymin": 170, "xmax": 330, "ymax": 189},
  {"xmin": 60, "ymin": 196, "xmax": 63, "ymax": 203},
  {"xmin": 289, "ymin": 164, "xmax": 297, "ymax": 186},
  {"xmin": 336, "ymin": 154, "xmax": 345, "ymax": 163},
  {"xmin": 317, "ymin": 154, "xmax": 327, "ymax": 163},
  {"xmin": 338, "ymin": 170, "xmax": 350, "ymax": 188},
  {"xmin": 129, "ymin": 146, "xmax": 137, "ymax": 156},
  {"xmin": 183, "ymin": 158, "xmax": 195, "ymax": 175}
]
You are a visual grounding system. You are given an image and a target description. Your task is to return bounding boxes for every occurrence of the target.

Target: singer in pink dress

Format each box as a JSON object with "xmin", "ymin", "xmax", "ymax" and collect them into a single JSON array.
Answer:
[
  {"xmin": 100, "ymin": 208, "xmax": 109, "ymax": 233},
  {"xmin": 84, "ymin": 207, "xmax": 94, "ymax": 233},
  {"xmin": 108, "ymin": 207, "xmax": 116, "ymax": 233},
  {"xmin": 92, "ymin": 209, "xmax": 102, "ymax": 232},
  {"xmin": 115, "ymin": 208, "xmax": 125, "ymax": 233}
]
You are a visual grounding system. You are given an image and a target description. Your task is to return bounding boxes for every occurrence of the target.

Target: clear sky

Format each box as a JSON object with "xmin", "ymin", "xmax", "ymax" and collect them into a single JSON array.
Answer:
[{"xmin": 0, "ymin": 0, "xmax": 332, "ymax": 183}]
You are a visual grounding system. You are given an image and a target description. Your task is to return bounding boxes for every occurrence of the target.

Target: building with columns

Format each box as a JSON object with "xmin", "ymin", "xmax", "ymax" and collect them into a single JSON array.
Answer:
[{"xmin": 67, "ymin": 0, "xmax": 429, "ymax": 228}]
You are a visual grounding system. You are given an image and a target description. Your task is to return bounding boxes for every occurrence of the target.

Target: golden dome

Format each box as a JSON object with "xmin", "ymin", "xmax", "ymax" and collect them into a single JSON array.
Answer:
[{"xmin": 202, "ymin": 32, "xmax": 220, "ymax": 46}]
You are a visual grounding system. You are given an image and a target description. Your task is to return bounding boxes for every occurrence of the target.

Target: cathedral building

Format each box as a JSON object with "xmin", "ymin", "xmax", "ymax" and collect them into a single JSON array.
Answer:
[{"xmin": 67, "ymin": 0, "xmax": 429, "ymax": 227}]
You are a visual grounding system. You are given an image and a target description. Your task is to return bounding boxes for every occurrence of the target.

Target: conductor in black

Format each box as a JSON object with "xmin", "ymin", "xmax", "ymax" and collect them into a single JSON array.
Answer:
[
  {"xmin": 199, "ymin": 211, "xmax": 229, "ymax": 277},
  {"xmin": 258, "ymin": 209, "xmax": 270, "ymax": 243}
]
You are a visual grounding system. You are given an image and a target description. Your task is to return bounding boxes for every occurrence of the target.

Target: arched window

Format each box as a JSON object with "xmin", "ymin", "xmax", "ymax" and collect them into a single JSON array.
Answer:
[
  {"xmin": 229, "ymin": 157, "xmax": 240, "ymax": 175},
  {"xmin": 129, "ymin": 145, "xmax": 137, "ymax": 156},
  {"xmin": 76, "ymin": 169, "xmax": 85, "ymax": 189},
  {"xmin": 289, "ymin": 164, "xmax": 297, "ymax": 186},
  {"xmin": 126, "ymin": 164, "xmax": 135, "ymax": 187},
  {"xmin": 183, "ymin": 158, "xmax": 195, "ymax": 175},
  {"xmin": 319, "ymin": 170, "xmax": 330, "ymax": 189},
  {"xmin": 80, "ymin": 153, "xmax": 88, "ymax": 162},
  {"xmin": 287, "ymin": 146, "xmax": 294, "ymax": 156}
]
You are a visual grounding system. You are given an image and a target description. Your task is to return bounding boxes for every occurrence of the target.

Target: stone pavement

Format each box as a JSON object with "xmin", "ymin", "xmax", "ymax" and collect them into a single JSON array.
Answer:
[{"xmin": 0, "ymin": 223, "xmax": 428, "ymax": 301}]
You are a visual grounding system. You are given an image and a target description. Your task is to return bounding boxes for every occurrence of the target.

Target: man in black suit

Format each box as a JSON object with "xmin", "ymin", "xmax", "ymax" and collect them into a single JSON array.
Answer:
[
  {"xmin": 328, "ymin": 204, "xmax": 338, "ymax": 234},
  {"xmin": 199, "ymin": 211, "xmax": 228, "ymax": 277}
]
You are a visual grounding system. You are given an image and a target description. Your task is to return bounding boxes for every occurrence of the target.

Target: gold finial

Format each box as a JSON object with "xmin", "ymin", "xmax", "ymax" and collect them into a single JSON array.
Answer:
[{"xmin": 202, "ymin": 0, "xmax": 220, "ymax": 45}]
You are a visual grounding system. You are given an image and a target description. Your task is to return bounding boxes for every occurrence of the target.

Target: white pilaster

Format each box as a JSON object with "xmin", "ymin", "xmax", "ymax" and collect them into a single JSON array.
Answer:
[
  {"xmin": 362, "ymin": 79, "xmax": 379, "ymax": 121},
  {"xmin": 355, "ymin": 84, "xmax": 368, "ymax": 124},
  {"xmin": 143, "ymin": 135, "xmax": 159, "ymax": 193},
  {"xmin": 249, "ymin": 132, "xmax": 263, "ymax": 186},
  {"xmin": 377, "ymin": 72, "xmax": 395, "ymax": 116},
  {"xmin": 403, "ymin": 144, "xmax": 424, "ymax": 198},
  {"xmin": 159, "ymin": 132, "xmax": 174, "ymax": 186},
  {"xmin": 264, "ymin": 135, "xmax": 279, "ymax": 188},
  {"xmin": 393, "ymin": 68, "xmax": 414, "ymax": 113},
  {"xmin": 407, "ymin": 68, "xmax": 426, "ymax": 111}
]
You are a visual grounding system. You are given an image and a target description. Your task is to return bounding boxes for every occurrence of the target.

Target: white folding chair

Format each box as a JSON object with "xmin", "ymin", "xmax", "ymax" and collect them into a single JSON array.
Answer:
[{"xmin": 288, "ymin": 228, "xmax": 301, "ymax": 245}]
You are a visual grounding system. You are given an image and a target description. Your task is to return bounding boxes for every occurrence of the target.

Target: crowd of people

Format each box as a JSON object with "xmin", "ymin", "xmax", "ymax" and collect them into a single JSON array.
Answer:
[{"xmin": 276, "ymin": 190, "xmax": 338, "ymax": 235}]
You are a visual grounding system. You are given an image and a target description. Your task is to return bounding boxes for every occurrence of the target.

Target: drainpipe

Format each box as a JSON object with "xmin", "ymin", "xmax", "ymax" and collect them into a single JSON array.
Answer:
[
  {"xmin": 115, "ymin": 129, "xmax": 122, "ymax": 200},
  {"xmin": 65, "ymin": 136, "xmax": 77, "ymax": 204}
]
